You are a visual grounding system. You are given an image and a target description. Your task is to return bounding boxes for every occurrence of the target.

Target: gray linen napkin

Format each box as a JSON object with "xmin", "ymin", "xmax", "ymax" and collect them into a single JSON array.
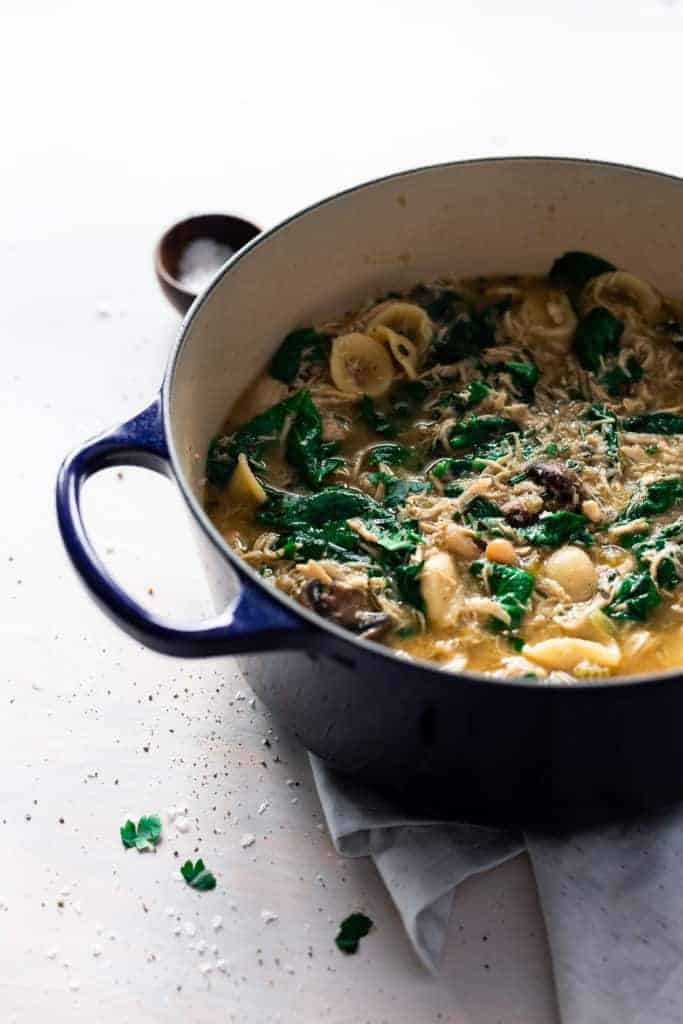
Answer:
[{"xmin": 311, "ymin": 755, "xmax": 683, "ymax": 1024}]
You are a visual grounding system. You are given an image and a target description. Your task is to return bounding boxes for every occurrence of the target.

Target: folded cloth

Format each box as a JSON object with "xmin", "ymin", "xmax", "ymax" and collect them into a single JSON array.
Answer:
[{"xmin": 311, "ymin": 755, "xmax": 683, "ymax": 1024}]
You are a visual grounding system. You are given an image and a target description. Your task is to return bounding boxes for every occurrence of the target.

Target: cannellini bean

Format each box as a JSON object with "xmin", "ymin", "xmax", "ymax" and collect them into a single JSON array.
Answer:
[
  {"xmin": 522, "ymin": 637, "xmax": 621, "ymax": 671},
  {"xmin": 440, "ymin": 523, "xmax": 480, "ymax": 559},
  {"xmin": 421, "ymin": 551, "xmax": 462, "ymax": 629},
  {"xmin": 485, "ymin": 538, "xmax": 517, "ymax": 564},
  {"xmin": 543, "ymin": 546, "xmax": 597, "ymax": 602},
  {"xmin": 581, "ymin": 499, "xmax": 602, "ymax": 523}
]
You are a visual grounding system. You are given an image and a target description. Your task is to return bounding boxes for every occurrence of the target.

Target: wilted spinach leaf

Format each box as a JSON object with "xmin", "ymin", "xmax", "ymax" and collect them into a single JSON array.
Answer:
[
  {"xmin": 573, "ymin": 307, "xmax": 624, "ymax": 373},
  {"xmin": 359, "ymin": 395, "xmax": 396, "ymax": 437},
  {"xmin": 605, "ymin": 572, "xmax": 660, "ymax": 622},
  {"xmin": 286, "ymin": 390, "xmax": 343, "ymax": 487},
  {"xmin": 601, "ymin": 355, "xmax": 643, "ymax": 396},
  {"xmin": 621, "ymin": 413, "xmax": 683, "ymax": 435},
  {"xmin": 463, "ymin": 496, "xmax": 503, "ymax": 522},
  {"xmin": 470, "ymin": 559, "xmax": 534, "ymax": 630},
  {"xmin": 616, "ymin": 476, "xmax": 683, "ymax": 524},
  {"xmin": 450, "ymin": 416, "xmax": 521, "ymax": 449},
  {"xmin": 632, "ymin": 516, "xmax": 683, "ymax": 589},
  {"xmin": 549, "ymin": 251, "xmax": 615, "ymax": 290},
  {"xmin": 393, "ymin": 561, "xmax": 424, "ymax": 610},
  {"xmin": 520, "ymin": 511, "xmax": 593, "ymax": 547},
  {"xmin": 270, "ymin": 327, "xmax": 326, "ymax": 382},
  {"xmin": 366, "ymin": 443, "xmax": 411, "ymax": 466}
]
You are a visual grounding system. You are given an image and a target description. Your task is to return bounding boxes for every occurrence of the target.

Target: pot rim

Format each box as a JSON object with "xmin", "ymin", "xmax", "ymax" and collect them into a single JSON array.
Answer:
[{"xmin": 161, "ymin": 154, "xmax": 683, "ymax": 693}]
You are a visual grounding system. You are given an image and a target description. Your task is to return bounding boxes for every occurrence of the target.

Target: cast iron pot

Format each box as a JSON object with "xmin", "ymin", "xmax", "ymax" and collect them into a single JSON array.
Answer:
[{"xmin": 56, "ymin": 158, "xmax": 683, "ymax": 827}]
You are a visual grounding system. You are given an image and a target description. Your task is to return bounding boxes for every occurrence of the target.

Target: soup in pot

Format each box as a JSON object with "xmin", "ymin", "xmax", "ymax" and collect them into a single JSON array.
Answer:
[{"xmin": 204, "ymin": 252, "xmax": 683, "ymax": 681}]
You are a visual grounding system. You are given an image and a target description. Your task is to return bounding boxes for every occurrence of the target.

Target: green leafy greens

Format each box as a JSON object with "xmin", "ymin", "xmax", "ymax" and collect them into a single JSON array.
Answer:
[
  {"xmin": 366, "ymin": 443, "xmax": 411, "ymax": 466},
  {"xmin": 573, "ymin": 307, "xmax": 624, "ymax": 374},
  {"xmin": 520, "ymin": 511, "xmax": 593, "ymax": 547},
  {"xmin": 616, "ymin": 476, "xmax": 683, "ymax": 525},
  {"xmin": 120, "ymin": 815, "xmax": 161, "ymax": 852},
  {"xmin": 549, "ymin": 251, "xmax": 616, "ymax": 290},
  {"xmin": 621, "ymin": 413, "xmax": 683, "ymax": 435},
  {"xmin": 181, "ymin": 859, "xmax": 217, "ymax": 891},
  {"xmin": 449, "ymin": 416, "xmax": 521, "ymax": 449},
  {"xmin": 359, "ymin": 395, "xmax": 396, "ymax": 437},
  {"xmin": 605, "ymin": 572, "xmax": 660, "ymax": 622},
  {"xmin": 206, "ymin": 390, "xmax": 341, "ymax": 491},
  {"xmin": 470, "ymin": 559, "xmax": 534, "ymax": 631},
  {"xmin": 270, "ymin": 327, "xmax": 326, "ymax": 383}
]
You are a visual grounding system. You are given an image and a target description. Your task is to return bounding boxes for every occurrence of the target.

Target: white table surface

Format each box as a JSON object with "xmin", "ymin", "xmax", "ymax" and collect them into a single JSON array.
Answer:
[{"xmin": 3, "ymin": 1, "xmax": 683, "ymax": 1020}]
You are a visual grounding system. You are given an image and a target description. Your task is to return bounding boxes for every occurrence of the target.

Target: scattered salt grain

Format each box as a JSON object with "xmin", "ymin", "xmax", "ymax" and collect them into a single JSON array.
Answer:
[
  {"xmin": 260, "ymin": 909, "xmax": 278, "ymax": 924},
  {"xmin": 92, "ymin": 945, "xmax": 102, "ymax": 958},
  {"xmin": 198, "ymin": 961, "xmax": 213, "ymax": 976},
  {"xmin": 240, "ymin": 833, "xmax": 255, "ymax": 849},
  {"xmin": 211, "ymin": 915, "xmax": 223, "ymax": 932},
  {"xmin": 68, "ymin": 979, "xmax": 80, "ymax": 992},
  {"xmin": 196, "ymin": 940, "xmax": 207, "ymax": 954},
  {"xmin": 257, "ymin": 801, "xmax": 269, "ymax": 816},
  {"xmin": 216, "ymin": 958, "xmax": 228, "ymax": 973},
  {"xmin": 284, "ymin": 964, "xmax": 295, "ymax": 975},
  {"xmin": 107, "ymin": 930, "xmax": 117, "ymax": 942},
  {"xmin": 96, "ymin": 305, "xmax": 112, "ymax": 318},
  {"xmin": 175, "ymin": 816, "xmax": 190, "ymax": 834},
  {"xmin": 177, "ymin": 238, "xmax": 233, "ymax": 295},
  {"xmin": 45, "ymin": 948, "xmax": 58, "ymax": 960},
  {"xmin": 248, "ymin": 697, "xmax": 256, "ymax": 709},
  {"xmin": 165, "ymin": 906, "xmax": 176, "ymax": 918},
  {"xmin": 183, "ymin": 922, "xmax": 196, "ymax": 938},
  {"xmin": 211, "ymin": 944, "xmax": 219, "ymax": 955},
  {"xmin": 172, "ymin": 926, "xmax": 181, "ymax": 937}
]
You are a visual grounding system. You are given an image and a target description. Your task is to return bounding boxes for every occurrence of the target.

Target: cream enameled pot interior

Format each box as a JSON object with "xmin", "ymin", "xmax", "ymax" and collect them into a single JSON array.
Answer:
[{"xmin": 167, "ymin": 159, "xmax": 683, "ymax": 513}]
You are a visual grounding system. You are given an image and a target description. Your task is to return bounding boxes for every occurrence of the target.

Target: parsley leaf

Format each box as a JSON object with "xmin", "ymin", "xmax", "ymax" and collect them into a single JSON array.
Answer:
[
  {"xmin": 335, "ymin": 913, "xmax": 373, "ymax": 954},
  {"xmin": 120, "ymin": 814, "xmax": 162, "ymax": 851},
  {"xmin": 181, "ymin": 859, "xmax": 217, "ymax": 891}
]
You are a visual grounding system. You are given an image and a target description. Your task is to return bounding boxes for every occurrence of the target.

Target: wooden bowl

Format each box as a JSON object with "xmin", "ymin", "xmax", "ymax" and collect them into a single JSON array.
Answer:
[{"xmin": 155, "ymin": 213, "xmax": 261, "ymax": 314}]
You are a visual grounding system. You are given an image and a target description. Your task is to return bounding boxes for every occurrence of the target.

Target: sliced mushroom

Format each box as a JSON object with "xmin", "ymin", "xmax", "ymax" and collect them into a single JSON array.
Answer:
[
  {"xmin": 299, "ymin": 579, "xmax": 391, "ymax": 637},
  {"xmin": 525, "ymin": 460, "xmax": 585, "ymax": 509}
]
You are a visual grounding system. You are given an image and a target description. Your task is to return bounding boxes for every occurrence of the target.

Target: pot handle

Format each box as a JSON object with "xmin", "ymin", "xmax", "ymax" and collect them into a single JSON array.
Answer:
[{"xmin": 55, "ymin": 398, "xmax": 307, "ymax": 656}]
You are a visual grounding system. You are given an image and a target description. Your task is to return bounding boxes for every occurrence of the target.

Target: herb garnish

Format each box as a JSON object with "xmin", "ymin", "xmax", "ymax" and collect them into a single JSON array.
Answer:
[
  {"xmin": 520, "ymin": 511, "xmax": 593, "ymax": 547},
  {"xmin": 120, "ymin": 815, "xmax": 161, "ymax": 851},
  {"xmin": 335, "ymin": 913, "xmax": 373, "ymax": 954},
  {"xmin": 449, "ymin": 416, "xmax": 521, "ymax": 449},
  {"xmin": 181, "ymin": 859, "xmax": 217, "ymax": 891},
  {"xmin": 605, "ymin": 572, "xmax": 660, "ymax": 622}
]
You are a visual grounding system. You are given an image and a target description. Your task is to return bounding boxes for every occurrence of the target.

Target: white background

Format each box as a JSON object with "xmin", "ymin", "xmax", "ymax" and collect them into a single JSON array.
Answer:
[{"xmin": 1, "ymin": 1, "xmax": 682, "ymax": 1021}]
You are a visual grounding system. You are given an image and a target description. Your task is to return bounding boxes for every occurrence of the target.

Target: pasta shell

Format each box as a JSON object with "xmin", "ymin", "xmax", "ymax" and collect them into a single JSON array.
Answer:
[
  {"xmin": 421, "ymin": 551, "xmax": 462, "ymax": 628},
  {"xmin": 329, "ymin": 332, "xmax": 394, "ymax": 396},
  {"xmin": 367, "ymin": 301, "xmax": 434, "ymax": 355},
  {"xmin": 522, "ymin": 637, "xmax": 621, "ymax": 671},
  {"xmin": 504, "ymin": 289, "xmax": 578, "ymax": 352},
  {"xmin": 226, "ymin": 453, "xmax": 267, "ymax": 508},
  {"xmin": 581, "ymin": 271, "xmax": 661, "ymax": 323},
  {"xmin": 368, "ymin": 324, "xmax": 419, "ymax": 379}
]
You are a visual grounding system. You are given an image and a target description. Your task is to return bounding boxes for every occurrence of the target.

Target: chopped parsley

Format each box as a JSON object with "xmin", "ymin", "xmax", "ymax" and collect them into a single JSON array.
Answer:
[
  {"xmin": 181, "ymin": 859, "xmax": 217, "ymax": 891},
  {"xmin": 120, "ymin": 815, "xmax": 161, "ymax": 851},
  {"xmin": 335, "ymin": 913, "xmax": 373, "ymax": 954}
]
